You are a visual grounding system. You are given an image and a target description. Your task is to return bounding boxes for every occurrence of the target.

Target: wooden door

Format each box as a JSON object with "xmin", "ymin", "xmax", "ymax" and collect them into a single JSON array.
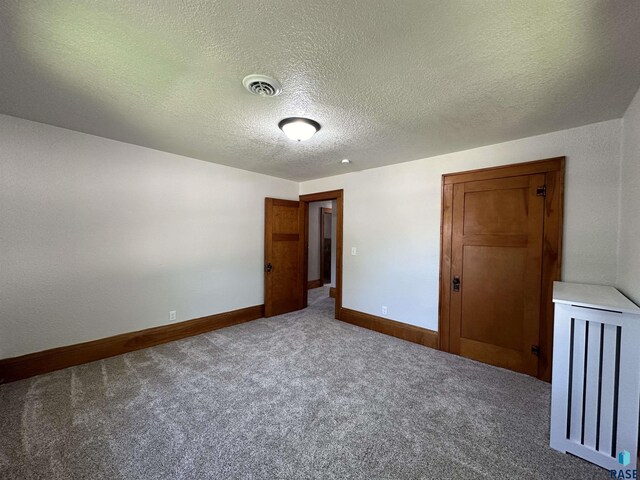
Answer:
[
  {"xmin": 440, "ymin": 159, "xmax": 565, "ymax": 379},
  {"xmin": 321, "ymin": 208, "xmax": 332, "ymax": 284},
  {"xmin": 264, "ymin": 198, "xmax": 305, "ymax": 317}
]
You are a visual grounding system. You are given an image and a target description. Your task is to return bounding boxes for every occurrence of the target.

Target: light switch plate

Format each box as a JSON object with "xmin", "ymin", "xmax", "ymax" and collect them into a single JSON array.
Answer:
[{"xmin": 351, "ymin": 247, "xmax": 357, "ymax": 256}]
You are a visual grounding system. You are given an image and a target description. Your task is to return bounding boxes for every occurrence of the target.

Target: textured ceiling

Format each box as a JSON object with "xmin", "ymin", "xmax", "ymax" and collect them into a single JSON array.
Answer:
[{"xmin": 1, "ymin": 1, "xmax": 639, "ymax": 181}]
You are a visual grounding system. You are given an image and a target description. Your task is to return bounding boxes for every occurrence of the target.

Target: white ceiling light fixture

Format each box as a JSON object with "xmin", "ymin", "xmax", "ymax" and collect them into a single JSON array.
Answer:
[
  {"xmin": 278, "ymin": 117, "xmax": 321, "ymax": 142},
  {"xmin": 340, "ymin": 159, "xmax": 351, "ymax": 164}
]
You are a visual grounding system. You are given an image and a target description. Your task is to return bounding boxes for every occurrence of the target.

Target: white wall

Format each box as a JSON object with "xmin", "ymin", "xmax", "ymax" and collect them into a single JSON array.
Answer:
[
  {"xmin": 1, "ymin": 112, "xmax": 630, "ymax": 358},
  {"xmin": 307, "ymin": 201, "xmax": 331, "ymax": 282},
  {"xmin": 300, "ymin": 120, "xmax": 622, "ymax": 331},
  {"xmin": 617, "ymin": 86, "xmax": 640, "ymax": 305},
  {"xmin": 0, "ymin": 114, "xmax": 298, "ymax": 358}
]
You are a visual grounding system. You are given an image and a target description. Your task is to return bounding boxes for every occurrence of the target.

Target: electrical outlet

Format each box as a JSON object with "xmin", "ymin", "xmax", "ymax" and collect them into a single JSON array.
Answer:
[
  {"xmin": 169, "ymin": 310, "xmax": 177, "ymax": 322},
  {"xmin": 382, "ymin": 306, "xmax": 388, "ymax": 315}
]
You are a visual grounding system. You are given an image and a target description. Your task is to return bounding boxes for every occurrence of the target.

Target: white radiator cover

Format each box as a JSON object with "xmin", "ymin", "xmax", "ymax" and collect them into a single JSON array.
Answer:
[{"xmin": 550, "ymin": 282, "xmax": 640, "ymax": 471}]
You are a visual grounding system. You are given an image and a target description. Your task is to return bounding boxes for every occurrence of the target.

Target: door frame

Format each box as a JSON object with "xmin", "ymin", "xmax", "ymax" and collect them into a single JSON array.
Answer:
[
  {"xmin": 438, "ymin": 157, "xmax": 565, "ymax": 381},
  {"xmin": 320, "ymin": 207, "xmax": 333, "ymax": 285},
  {"xmin": 300, "ymin": 190, "xmax": 344, "ymax": 320}
]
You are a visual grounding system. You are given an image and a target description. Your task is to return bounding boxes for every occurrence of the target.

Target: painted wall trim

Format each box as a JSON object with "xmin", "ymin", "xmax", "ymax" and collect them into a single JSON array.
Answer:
[
  {"xmin": 0, "ymin": 305, "xmax": 264, "ymax": 384},
  {"xmin": 340, "ymin": 307, "xmax": 438, "ymax": 349}
]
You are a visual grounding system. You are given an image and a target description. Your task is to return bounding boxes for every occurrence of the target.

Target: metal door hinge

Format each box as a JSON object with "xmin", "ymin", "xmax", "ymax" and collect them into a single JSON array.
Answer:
[
  {"xmin": 531, "ymin": 345, "xmax": 540, "ymax": 356},
  {"xmin": 536, "ymin": 185, "xmax": 547, "ymax": 197}
]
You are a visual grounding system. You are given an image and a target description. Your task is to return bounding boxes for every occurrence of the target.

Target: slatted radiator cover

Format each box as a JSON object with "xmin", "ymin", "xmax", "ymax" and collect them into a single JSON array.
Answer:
[{"xmin": 551, "ymin": 282, "xmax": 640, "ymax": 471}]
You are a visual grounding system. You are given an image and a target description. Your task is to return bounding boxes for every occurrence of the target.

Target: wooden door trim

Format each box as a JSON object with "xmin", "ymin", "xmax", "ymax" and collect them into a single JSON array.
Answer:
[
  {"xmin": 319, "ymin": 207, "xmax": 332, "ymax": 285},
  {"xmin": 438, "ymin": 157, "xmax": 565, "ymax": 381},
  {"xmin": 300, "ymin": 190, "xmax": 344, "ymax": 320},
  {"xmin": 300, "ymin": 190, "xmax": 343, "ymax": 203},
  {"xmin": 443, "ymin": 157, "xmax": 565, "ymax": 185},
  {"xmin": 264, "ymin": 198, "xmax": 274, "ymax": 316},
  {"xmin": 538, "ymin": 166, "xmax": 565, "ymax": 381},
  {"xmin": 439, "ymin": 181, "xmax": 454, "ymax": 352}
]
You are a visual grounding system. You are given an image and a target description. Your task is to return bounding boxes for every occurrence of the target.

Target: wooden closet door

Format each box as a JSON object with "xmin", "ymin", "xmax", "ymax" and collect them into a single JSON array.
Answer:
[{"xmin": 449, "ymin": 174, "xmax": 545, "ymax": 376}]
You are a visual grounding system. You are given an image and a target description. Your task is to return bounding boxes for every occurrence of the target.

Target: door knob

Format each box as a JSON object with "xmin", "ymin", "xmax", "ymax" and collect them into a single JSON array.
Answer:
[
  {"xmin": 265, "ymin": 263, "xmax": 273, "ymax": 273},
  {"xmin": 452, "ymin": 276, "xmax": 461, "ymax": 292}
]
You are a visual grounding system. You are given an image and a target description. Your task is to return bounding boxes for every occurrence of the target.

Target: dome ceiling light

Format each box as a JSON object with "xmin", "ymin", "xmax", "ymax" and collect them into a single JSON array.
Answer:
[{"xmin": 278, "ymin": 117, "xmax": 321, "ymax": 142}]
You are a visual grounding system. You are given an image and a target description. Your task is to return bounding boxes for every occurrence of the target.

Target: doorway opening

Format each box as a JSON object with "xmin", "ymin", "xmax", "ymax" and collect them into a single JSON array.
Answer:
[
  {"xmin": 305, "ymin": 203, "xmax": 335, "ymax": 310},
  {"xmin": 301, "ymin": 190, "xmax": 343, "ymax": 320},
  {"xmin": 321, "ymin": 207, "xmax": 333, "ymax": 286},
  {"xmin": 263, "ymin": 190, "xmax": 343, "ymax": 320},
  {"xmin": 306, "ymin": 203, "xmax": 333, "ymax": 290}
]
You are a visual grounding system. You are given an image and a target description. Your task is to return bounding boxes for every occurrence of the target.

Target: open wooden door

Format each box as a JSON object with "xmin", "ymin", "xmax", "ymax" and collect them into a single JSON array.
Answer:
[{"xmin": 264, "ymin": 198, "xmax": 305, "ymax": 317}]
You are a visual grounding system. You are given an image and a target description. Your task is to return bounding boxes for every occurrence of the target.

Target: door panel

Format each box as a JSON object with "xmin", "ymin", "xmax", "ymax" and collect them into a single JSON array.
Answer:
[
  {"xmin": 273, "ymin": 207, "xmax": 300, "ymax": 233},
  {"xmin": 265, "ymin": 198, "xmax": 304, "ymax": 317},
  {"xmin": 460, "ymin": 245, "xmax": 526, "ymax": 349},
  {"xmin": 449, "ymin": 174, "xmax": 545, "ymax": 376},
  {"xmin": 463, "ymin": 189, "xmax": 528, "ymax": 235}
]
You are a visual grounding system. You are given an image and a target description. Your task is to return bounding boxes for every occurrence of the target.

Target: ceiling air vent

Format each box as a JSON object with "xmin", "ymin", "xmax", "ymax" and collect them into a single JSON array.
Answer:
[{"xmin": 242, "ymin": 74, "xmax": 282, "ymax": 97}]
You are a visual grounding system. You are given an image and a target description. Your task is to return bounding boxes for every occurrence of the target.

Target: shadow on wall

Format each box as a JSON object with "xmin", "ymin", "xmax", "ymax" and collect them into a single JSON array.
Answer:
[{"xmin": 1, "ymin": 2, "xmax": 200, "ymax": 156}]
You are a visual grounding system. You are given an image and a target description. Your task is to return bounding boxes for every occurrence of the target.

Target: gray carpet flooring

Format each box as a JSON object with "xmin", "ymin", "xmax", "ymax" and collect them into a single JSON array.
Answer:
[{"xmin": 1, "ymin": 286, "xmax": 605, "ymax": 479}]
